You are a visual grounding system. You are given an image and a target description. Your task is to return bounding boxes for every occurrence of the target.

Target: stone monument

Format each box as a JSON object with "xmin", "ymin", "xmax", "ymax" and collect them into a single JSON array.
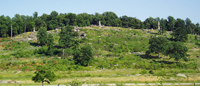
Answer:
[
  {"xmin": 158, "ymin": 21, "xmax": 160, "ymax": 30},
  {"xmin": 33, "ymin": 27, "xmax": 35, "ymax": 32},
  {"xmin": 99, "ymin": 21, "xmax": 101, "ymax": 27}
]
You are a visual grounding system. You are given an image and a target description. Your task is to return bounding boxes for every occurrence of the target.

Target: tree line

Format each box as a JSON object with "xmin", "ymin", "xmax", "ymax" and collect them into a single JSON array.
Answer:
[{"xmin": 0, "ymin": 11, "xmax": 200, "ymax": 37}]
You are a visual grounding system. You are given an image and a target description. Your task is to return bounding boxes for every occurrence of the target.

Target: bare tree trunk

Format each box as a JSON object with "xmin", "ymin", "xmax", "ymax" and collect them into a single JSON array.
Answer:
[
  {"xmin": 42, "ymin": 81, "xmax": 44, "ymax": 86},
  {"xmin": 24, "ymin": 25, "xmax": 26, "ymax": 33},
  {"xmin": 158, "ymin": 52, "xmax": 160, "ymax": 58},
  {"xmin": 62, "ymin": 48, "xmax": 64, "ymax": 57}
]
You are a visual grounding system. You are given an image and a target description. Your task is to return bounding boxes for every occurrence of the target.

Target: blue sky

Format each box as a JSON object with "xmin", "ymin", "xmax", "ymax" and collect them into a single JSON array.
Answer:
[{"xmin": 0, "ymin": 0, "xmax": 199, "ymax": 23}]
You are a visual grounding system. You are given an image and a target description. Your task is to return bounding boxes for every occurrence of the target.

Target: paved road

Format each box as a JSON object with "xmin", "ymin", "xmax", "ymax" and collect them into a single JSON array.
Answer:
[{"xmin": 24, "ymin": 83, "xmax": 200, "ymax": 86}]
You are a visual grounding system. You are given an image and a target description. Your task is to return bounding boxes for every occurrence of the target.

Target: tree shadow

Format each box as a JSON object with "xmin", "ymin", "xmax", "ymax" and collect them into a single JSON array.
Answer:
[
  {"xmin": 30, "ymin": 42, "xmax": 41, "ymax": 46},
  {"xmin": 153, "ymin": 60, "xmax": 176, "ymax": 64},
  {"xmin": 195, "ymin": 43, "xmax": 200, "ymax": 47},
  {"xmin": 140, "ymin": 55, "xmax": 176, "ymax": 64},
  {"xmin": 140, "ymin": 55, "xmax": 160, "ymax": 59}
]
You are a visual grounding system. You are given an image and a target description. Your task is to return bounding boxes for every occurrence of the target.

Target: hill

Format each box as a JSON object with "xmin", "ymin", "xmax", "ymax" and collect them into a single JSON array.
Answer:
[{"xmin": 0, "ymin": 26, "xmax": 200, "ymax": 85}]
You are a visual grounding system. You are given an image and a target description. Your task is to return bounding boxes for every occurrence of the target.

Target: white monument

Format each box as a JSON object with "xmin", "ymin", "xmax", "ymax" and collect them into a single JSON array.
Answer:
[
  {"xmin": 158, "ymin": 21, "xmax": 160, "ymax": 30},
  {"xmin": 99, "ymin": 21, "xmax": 101, "ymax": 27},
  {"xmin": 33, "ymin": 27, "xmax": 35, "ymax": 32}
]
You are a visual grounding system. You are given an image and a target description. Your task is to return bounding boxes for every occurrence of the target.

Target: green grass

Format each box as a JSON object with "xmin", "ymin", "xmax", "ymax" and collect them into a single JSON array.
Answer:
[{"xmin": 0, "ymin": 27, "xmax": 200, "ymax": 84}]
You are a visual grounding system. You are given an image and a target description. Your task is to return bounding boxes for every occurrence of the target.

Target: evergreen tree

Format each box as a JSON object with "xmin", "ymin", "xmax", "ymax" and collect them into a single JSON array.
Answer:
[
  {"xmin": 73, "ymin": 45, "xmax": 93, "ymax": 66},
  {"xmin": 171, "ymin": 27, "xmax": 188, "ymax": 42},
  {"xmin": 37, "ymin": 27, "xmax": 47, "ymax": 45},
  {"xmin": 146, "ymin": 37, "xmax": 168, "ymax": 58},
  {"xmin": 59, "ymin": 25, "xmax": 78, "ymax": 57},
  {"xmin": 46, "ymin": 33, "xmax": 54, "ymax": 56}
]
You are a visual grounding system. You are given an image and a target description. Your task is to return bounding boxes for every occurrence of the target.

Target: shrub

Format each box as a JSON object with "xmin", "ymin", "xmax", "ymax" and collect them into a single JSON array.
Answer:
[
  {"xmin": 84, "ymin": 73, "xmax": 91, "ymax": 77},
  {"xmin": 140, "ymin": 69, "xmax": 147, "ymax": 74},
  {"xmin": 12, "ymin": 49, "xmax": 33, "ymax": 58},
  {"xmin": 68, "ymin": 78, "xmax": 82, "ymax": 86},
  {"xmin": 34, "ymin": 46, "xmax": 48, "ymax": 55},
  {"xmin": 154, "ymin": 70, "xmax": 166, "ymax": 76},
  {"xmin": 149, "ymin": 70, "xmax": 154, "ymax": 74}
]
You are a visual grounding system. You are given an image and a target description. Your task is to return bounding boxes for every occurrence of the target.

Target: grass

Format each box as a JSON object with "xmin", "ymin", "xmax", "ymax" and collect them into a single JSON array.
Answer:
[{"xmin": 0, "ymin": 26, "xmax": 200, "ymax": 85}]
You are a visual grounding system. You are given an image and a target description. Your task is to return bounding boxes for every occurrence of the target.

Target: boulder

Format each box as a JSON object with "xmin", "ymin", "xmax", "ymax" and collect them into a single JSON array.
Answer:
[{"xmin": 176, "ymin": 73, "xmax": 187, "ymax": 78}]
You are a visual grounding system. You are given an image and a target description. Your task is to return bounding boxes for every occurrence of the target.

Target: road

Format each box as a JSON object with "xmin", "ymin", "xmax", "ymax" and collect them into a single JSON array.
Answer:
[{"xmin": 24, "ymin": 83, "xmax": 200, "ymax": 86}]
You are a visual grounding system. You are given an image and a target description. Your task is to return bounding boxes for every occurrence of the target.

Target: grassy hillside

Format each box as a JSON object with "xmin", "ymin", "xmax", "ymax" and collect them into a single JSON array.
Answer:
[{"xmin": 0, "ymin": 26, "xmax": 200, "ymax": 85}]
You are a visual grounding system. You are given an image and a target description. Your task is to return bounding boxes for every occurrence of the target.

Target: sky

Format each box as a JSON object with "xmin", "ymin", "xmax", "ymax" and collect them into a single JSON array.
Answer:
[{"xmin": 0, "ymin": 0, "xmax": 200, "ymax": 23}]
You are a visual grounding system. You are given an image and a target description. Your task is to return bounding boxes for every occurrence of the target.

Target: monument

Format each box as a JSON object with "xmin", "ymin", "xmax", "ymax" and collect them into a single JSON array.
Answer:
[
  {"xmin": 33, "ymin": 27, "xmax": 35, "ymax": 32},
  {"xmin": 158, "ymin": 21, "xmax": 160, "ymax": 30},
  {"xmin": 99, "ymin": 21, "xmax": 101, "ymax": 27}
]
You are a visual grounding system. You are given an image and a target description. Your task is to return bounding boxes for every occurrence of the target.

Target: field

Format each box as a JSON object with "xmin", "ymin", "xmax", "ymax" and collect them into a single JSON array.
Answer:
[{"xmin": 0, "ymin": 26, "xmax": 200, "ymax": 85}]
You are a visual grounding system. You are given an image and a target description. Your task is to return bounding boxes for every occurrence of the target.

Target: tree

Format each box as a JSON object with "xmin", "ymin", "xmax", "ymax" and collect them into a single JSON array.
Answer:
[
  {"xmin": 73, "ymin": 45, "xmax": 93, "ymax": 66},
  {"xmin": 146, "ymin": 37, "xmax": 168, "ymax": 58},
  {"xmin": 32, "ymin": 66, "xmax": 56, "ymax": 86},
  {"xmin": 167, "ymin": 16, "xmax": 175, "ymax": 31},
  {"xmin": 46, "ymin": 33, "xmax": 54, "ymax": 56},
  {"xmin": 165, "ymin": 41, "xmax": 188, "ymax": 61},
  {"xmin": 37, "ymin": 27, "xmax": 47, "ymax": 45},
  {"xmin": 59, "ymin": 25, "xmax": 78, "ymax": 57},
  {"xmin": 171, "ymin": 27, "xmax": 188, "ymax": 42}
]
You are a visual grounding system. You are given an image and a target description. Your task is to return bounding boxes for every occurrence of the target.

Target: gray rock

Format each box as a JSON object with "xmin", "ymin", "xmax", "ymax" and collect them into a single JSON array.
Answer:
[
  {"xmin": 0, "ymin": 80, "xmax": 7, "ymax": 83},
  {"xmin": 176, "ymin": 73, "xmax": 187, "ymax": 78},
  {"xmin": 135, "ymin": 74, "xmax": 141, "ymax": 76},
  {"xmin": 169, "ymin": 77, "xmax": 176, "ymax": 81}
]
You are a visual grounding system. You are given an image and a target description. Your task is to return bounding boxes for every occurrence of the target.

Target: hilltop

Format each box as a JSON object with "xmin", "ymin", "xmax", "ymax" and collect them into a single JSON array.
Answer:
[{"xmin": 0, "ymin": 26, "xmax": 200, "ymax": 85}]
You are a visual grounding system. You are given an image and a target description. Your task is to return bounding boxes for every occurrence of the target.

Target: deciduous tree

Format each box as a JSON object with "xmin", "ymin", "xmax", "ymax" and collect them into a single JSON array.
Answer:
[
  {"xmin": 146, "ymin": 37, "xmax": 168, "ymax": 58},
  {"xmin": 165, "ymin": 41, "xmax": 188, "ymax": 61},
  {"xmin": 32, "ymin": 66, "xmax": 56, "ymax": 86}
]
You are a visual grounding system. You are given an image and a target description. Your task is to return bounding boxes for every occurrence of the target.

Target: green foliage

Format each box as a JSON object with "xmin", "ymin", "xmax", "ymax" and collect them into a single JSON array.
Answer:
[
  {"xmin": 146, "ymin": 37, "xmax": 168, "ymax": 58},
  {"xmin": 149, "ymin": 70, "xmax": 154, "ymax": 74},
  {"xmin": 165, "ymin": 41, "xmax": 188, "ymax": 61},
  {"xmin": 68, "ymin": 78, "xmax": 82, "ymax": 86},
  {"xmin": 37, "ymin": 27, "xmax": 47, "ymax": 45},
  {"xmin": 116, "ymin": 83, "xmax": 124, "ymax": 86},
  {"xmin": 73, "ymin": 45, "xmax": 93, "ymax": 66},
  {"xmin": 32, "ymin": 66, "xmax": 57, "ymax": 85},
  {"xmin": 0, "ymin": 76, "xmax": 3, "ymax": 79},
  {"xmin": 171, "ymin": 27, "xmax": 188, "ymax": 42},
  {"xmin": 34, "ymin": 46, "xmax": 48, "ymax": 55},
  {"xmin": 154, "ymin": 70, "xmax": 166, "ymax": 76},
  {"xmin": 12, "ymin": 49, "xmax": 33, "ymax": 58},
  {"xmin": 59, "ymin": 25, "xmax": 78, "ymax": 56},
  {"xmin": 140, "ymin": 69, "xmax": 147, "ymax": 74},
  {"xmin": 46, "ymin": 33, "xmax": 54, "ymax": 56}
]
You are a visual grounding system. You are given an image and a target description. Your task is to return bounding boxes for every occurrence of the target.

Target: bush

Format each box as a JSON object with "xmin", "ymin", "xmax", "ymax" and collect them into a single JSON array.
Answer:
[
  {"xmin": 12, "ymin": 49, "xmax": 33, "ymax": 58},
  {"xmin": 68, "ymin": 78, "xmax": 82, "ymax": 86},
  {"xmin": 149, "ymin": 70, "xmax": 154, "ymax": 74},
  {"xmin": 84, "ymin": 73, "xmax": 91, "ymax": 77},
  {"xmin": 0, "ymin": 55, "xmax": 11, "ymax": 59},
  {"xmin": 154, "ymin": 70, "xmax": 166, "ymax": 76},
  {"xmin": 34, "ymin": 46, "xmax": 48, "ymax": 55},
  {"xmin": 140, "ymin": 69, "xmax": 147, "ymax": 74}
]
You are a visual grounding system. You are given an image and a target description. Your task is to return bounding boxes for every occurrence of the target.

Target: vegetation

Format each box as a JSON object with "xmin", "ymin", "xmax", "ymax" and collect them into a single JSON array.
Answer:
[
  {"xmin": 59, "ymin": 25, "xmax": 78, "ymax": 57},
  {"xmin": 0, "ymin": 11, "xmax": 200, "ymax": 85},
  {"xmin": 32, "ymin": 66, "xmax": 57, "ymax": 86},
  {"xmin": 37, "ymin": 27, "xmax": 47, "ymax": 45},
  {"xmin": 146, "ymin": 37, "xmax": 168, "ymax": 58},
  {"xmin": 73, "ymin": 45, "xmax": 93, "ymax": 66}
]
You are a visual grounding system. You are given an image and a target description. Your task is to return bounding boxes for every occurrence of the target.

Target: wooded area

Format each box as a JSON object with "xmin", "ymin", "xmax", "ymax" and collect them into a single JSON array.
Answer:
[{"xmin": 0, "ymin": 11, "xmax": 200, "ymax": 37}]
